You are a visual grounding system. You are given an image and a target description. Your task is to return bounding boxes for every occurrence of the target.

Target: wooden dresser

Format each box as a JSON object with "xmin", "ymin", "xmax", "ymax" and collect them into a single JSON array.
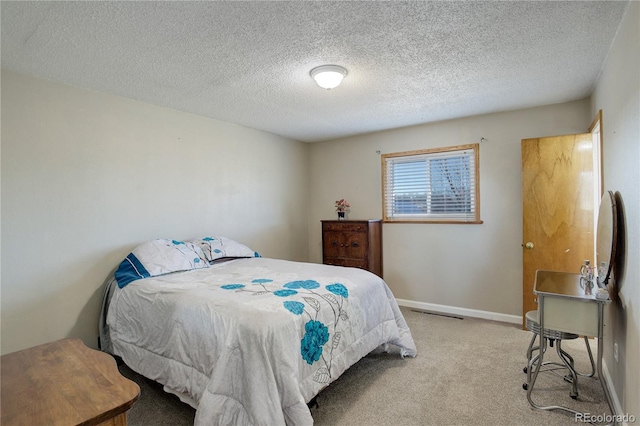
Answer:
[
  {"xmin": 1, "ymin": 338, "xmax": 139, "ymax": 426},
  {"xmin": 321, "ymin": 219, "xmax": 382, "ymax": 277}
]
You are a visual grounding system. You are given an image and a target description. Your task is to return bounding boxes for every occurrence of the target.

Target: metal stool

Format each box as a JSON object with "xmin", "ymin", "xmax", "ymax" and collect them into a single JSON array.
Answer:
[{"xmin": 522, "ymin": 310, "xmax": 595, "ymax": 399}]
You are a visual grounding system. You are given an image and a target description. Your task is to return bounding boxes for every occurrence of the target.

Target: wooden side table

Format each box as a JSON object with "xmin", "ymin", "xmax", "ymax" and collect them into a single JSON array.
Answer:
[{"xmin": 1, "ymin": 338, "xmax": 140, "ymax": 426}]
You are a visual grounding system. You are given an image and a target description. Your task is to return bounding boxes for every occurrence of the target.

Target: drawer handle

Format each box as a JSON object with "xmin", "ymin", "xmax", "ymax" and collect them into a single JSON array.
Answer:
[
  {"xmin": 331, "ymin": 241, "xmax": 338, "ymax": 247},
  {"xmin": 352, "ymin": 242, "xmax": 359, "ymax": 247}
]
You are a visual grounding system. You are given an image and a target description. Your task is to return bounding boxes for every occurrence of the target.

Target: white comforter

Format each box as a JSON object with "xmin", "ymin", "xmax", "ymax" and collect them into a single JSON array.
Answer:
[{"xmin": 107, "ymin": 258, "xmax": 417, "ymax": 425}]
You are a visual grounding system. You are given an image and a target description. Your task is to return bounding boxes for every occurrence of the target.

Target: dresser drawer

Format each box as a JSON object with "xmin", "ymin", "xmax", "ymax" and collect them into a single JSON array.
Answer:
[
  {"xmin": 323, "ymin": 231, "xmax": 368, "ymax": 259},
  {"xmin": 322, "ymin": 222, "xmax": 368, "ymax": 233},
  {"xmin": 323, "ymin": 258, "xmax": 368, "ymax": 269}
]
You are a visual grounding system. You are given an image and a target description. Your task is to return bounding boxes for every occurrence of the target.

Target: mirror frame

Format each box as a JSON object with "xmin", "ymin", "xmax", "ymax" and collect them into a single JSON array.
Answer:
[{"xmin": 596, "ymin": 190, "xmax": 618, "ymax": 285}]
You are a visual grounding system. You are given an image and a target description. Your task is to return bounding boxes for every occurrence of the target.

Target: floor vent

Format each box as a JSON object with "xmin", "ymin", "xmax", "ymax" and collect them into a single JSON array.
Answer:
[{"xmin": 410, "ymin": 309, "xmax": 464, "ymax": 320}]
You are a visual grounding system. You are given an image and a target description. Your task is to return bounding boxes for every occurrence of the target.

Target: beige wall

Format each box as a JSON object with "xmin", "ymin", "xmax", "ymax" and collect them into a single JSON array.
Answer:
[
  {"xmin": 591, "ymin": 1, "xmax": 639, "ymax": 419},
  {"xmin": 0, "ymin": 71, "xmax": 310, "ymax": 355},
  {"xmin": 2, "ymin": 9, "xmax": 637, "ymax": 414},
  {"xmin": 309, "ymin": 100, "xmax": 591, "ymax": 317}
]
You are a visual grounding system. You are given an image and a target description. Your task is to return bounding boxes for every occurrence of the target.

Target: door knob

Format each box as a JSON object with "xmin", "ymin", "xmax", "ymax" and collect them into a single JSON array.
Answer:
[{"xmin": 524, "ymin": 242, "xmax": 534, "ymax": 249}]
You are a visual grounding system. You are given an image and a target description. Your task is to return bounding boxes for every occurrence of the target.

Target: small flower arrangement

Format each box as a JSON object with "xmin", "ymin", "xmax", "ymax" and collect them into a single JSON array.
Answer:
[{"xmin": 335, "ymin": 199, "xmax": 350, "ymax": 213}]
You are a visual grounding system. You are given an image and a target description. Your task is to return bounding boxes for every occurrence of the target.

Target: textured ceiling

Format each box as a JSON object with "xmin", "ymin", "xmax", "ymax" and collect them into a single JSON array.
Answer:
[{"xmin": 1, "ymin": 1, "xmax": 629, "ymax": 142}]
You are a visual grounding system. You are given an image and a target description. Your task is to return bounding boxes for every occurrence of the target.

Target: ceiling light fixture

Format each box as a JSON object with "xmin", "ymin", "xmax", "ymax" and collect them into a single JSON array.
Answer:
[{"xmin": 310, "ymin": 65, "xmax": 348, "ymax": 89}]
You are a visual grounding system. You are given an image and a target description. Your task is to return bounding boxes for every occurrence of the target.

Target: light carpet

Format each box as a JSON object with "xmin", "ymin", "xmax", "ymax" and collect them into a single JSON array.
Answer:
[{"xmin": 119, "ymin": 307, "xmax": 611, "ymax": 425}]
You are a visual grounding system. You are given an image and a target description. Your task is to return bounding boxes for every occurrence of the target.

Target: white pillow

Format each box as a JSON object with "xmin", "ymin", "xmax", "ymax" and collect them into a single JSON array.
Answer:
[
  {"xmin": 189, "ymin": 236, "xmax": 260, "ymax": 263},
  {"xmin": 115, "ymin": 239, "xmax": 209, "ymax": 288}
]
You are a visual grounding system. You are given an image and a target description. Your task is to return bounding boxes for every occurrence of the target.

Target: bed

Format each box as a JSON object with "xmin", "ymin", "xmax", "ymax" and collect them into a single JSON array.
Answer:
[{"xmin": 99, "ymin": 237, "xmax": 417, "ymax": 425}]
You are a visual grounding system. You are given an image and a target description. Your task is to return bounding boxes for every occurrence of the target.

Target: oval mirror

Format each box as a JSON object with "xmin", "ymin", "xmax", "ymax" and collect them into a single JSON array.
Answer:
[{"xmin": 596, "ymin": 190, "xmax": 618, "ymax": 285}]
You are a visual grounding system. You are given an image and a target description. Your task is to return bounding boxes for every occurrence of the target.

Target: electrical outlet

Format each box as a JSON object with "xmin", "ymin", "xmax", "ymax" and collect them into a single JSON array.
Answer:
[{"xmin": 614, "ymin": 342, "xmax": 619, "ymax": 362}]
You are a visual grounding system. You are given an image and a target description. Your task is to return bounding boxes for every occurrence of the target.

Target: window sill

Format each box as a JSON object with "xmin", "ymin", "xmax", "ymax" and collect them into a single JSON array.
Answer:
[{"xmin": 383, "ymin": 219, "xmax": 484, "ymax": 224}]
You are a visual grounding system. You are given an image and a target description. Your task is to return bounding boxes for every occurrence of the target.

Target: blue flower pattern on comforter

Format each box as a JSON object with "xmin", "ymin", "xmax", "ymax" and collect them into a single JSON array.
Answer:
[{"xmin": 222, "ymin": 277, "xmax": 350, "ymax": 383}]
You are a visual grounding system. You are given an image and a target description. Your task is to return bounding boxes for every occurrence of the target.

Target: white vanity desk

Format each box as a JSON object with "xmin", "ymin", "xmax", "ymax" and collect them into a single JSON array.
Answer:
[{"xmin": 527, "ymin": 269, "xmax": 614, "ymax": 419}]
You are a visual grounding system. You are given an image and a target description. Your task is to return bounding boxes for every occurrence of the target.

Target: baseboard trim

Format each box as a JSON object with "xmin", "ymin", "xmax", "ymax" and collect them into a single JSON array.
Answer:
[
  {"xmin": 601, "ymin": 358, "xmax": 626, "ymax": 421},
  {"xmin": 396, "ymin": 298, "xmax": 522, "ymax": 325}
]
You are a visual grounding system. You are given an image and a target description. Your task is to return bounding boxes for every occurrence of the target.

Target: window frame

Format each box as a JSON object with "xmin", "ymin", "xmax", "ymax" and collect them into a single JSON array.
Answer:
[{"xmin": 381, "ymin": 143, "xmax": 482, "ymax": 224}]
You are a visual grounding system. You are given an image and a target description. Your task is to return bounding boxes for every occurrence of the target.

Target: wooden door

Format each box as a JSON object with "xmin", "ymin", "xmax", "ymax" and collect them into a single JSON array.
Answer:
[{"xmin": 521, "ymin": 134, "xmax": 595, "ymax": 327}]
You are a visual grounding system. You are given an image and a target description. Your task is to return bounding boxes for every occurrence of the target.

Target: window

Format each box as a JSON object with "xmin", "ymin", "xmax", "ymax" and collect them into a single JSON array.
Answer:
[{"xmin": 382, "ymin": 144, "xmax": 481, "ymax": 223}]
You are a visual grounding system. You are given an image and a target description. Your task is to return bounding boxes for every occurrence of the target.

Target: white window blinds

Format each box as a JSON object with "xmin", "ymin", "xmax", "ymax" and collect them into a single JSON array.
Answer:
[{"xmin": 382, "ymin": 144, "xmax": 480, "ymax": 223}]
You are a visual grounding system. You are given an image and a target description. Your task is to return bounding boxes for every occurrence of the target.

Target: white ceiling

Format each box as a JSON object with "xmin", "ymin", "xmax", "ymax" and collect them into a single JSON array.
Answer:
[{"xmin": 1, "ymin": 1, "xmax": 629, "ymax": 142}]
